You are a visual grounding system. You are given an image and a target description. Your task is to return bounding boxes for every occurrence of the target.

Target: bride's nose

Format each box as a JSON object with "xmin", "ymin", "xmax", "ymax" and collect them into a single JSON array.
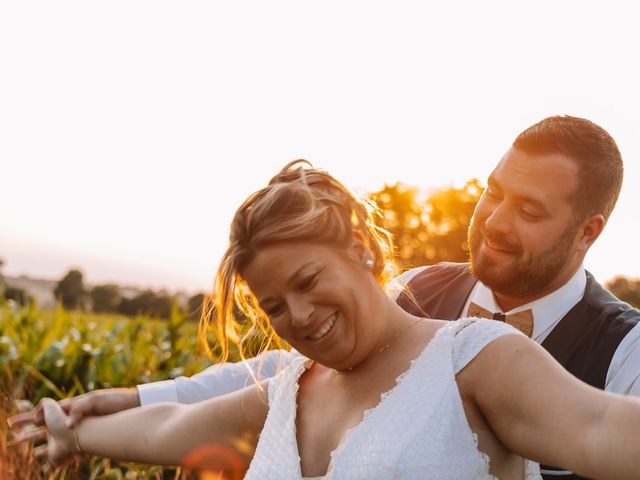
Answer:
[{"xmin": 288, "ymin": 297, "xmax": 314, "ymax": 328}]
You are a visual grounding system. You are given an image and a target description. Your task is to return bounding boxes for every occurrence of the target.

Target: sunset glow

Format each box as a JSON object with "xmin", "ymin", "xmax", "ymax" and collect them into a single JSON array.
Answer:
[{"xmin": 1, "ymin": 1, "xmax": 639, "ymax": 293}]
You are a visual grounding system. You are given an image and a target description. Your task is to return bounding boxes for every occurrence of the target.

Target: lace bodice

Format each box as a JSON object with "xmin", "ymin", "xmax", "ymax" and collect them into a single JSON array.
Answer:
[{"xmin": 245, "ymin": 318, "xmax": 542, "ymax": 479}]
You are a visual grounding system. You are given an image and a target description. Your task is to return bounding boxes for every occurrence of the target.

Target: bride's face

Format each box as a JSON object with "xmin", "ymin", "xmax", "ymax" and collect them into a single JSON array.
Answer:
[{"xmin": 241, "ymin": 241, "xmax": 379, "ymax": 370}]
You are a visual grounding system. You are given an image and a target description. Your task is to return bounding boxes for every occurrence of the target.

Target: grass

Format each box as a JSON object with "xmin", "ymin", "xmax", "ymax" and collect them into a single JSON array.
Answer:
[{"xmin": 0, "ymin": 300, "xmax": 234, "ymax": 479}]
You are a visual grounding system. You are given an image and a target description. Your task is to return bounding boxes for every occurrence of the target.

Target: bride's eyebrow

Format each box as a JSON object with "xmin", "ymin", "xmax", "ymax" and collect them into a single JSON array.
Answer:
[
  {"xmin": 287, "ymin": 262, "xmax": 316, "ymax": 286},
  {"xmin": 258, "ymin": 262, "xmax": 316, "ymax": 304}
]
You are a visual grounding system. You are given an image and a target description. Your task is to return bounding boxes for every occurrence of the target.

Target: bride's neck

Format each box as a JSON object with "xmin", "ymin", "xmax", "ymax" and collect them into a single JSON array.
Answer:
[{"xmin": 340, "ymin": 300, "xmax": 423, "ymax": 374}]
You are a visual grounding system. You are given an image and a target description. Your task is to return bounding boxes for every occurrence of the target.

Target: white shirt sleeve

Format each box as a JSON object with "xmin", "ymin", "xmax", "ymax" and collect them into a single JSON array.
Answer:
[
  {"xmin": 605, "ymin": 321, "xmax": 640, "ymax": 397},
  {"xmin": 137, "ymin": 349, "xmax": 293, "ymax": 405}
]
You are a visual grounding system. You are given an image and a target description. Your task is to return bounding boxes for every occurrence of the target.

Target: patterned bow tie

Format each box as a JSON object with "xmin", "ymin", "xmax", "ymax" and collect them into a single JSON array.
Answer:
[{"xmin": 466, "ymin": 302, "xmax": 534, "ymax": 337}]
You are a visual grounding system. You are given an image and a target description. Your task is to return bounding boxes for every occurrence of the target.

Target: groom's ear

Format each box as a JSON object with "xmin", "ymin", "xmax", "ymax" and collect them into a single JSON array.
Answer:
[{"xmin": 576, "ymin": 214, "xmax": 605, "ymax": 252}]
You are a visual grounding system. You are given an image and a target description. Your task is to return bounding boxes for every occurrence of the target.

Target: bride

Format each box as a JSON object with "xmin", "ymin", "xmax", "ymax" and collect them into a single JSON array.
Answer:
[{"xmin": 17, "ymin": 161, "xmax": 640, "ymax": 479}]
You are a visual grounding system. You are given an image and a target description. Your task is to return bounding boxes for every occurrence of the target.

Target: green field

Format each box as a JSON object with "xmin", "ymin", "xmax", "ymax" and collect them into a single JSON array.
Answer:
[{"xmin": 0, "ymin": 300, "xmax": 237, "ymax": 479}]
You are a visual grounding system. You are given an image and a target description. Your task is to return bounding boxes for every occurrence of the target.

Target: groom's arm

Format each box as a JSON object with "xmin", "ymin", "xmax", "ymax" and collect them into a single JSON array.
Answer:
[
  {"xmin": 9, "ymin": 349, "xmax": 294, "ymax": 430},
  {"xmin": 138, "ymin": 349, "xmax": 291, "ymax": 405},
  {"xmin": 605, "ymin": 319, "xmax": 640, "ymax": 396}
]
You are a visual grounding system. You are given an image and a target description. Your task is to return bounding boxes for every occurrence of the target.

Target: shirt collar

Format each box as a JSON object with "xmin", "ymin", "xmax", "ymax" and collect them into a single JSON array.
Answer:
[{"xmin": 465, "ymin": 266, "xmax": 587, "ymax": 340}]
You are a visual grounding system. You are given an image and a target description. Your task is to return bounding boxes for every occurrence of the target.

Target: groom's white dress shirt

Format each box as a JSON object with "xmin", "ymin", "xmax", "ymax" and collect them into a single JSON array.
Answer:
[{"xmin": 137, "ymin": 265, "xmax": 640, "ymax": 405}]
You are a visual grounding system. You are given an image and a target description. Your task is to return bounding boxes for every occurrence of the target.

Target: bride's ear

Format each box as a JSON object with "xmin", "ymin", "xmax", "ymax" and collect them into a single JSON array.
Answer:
[{"xmin": 348, "ymin": 232, "xmax": 373, "ymax": 268}]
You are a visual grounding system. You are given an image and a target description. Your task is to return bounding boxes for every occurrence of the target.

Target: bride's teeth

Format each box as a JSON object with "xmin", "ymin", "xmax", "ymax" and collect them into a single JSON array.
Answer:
[{"xmin": 309, "ymin": 314, "xmax": 336, "ymax": 341}]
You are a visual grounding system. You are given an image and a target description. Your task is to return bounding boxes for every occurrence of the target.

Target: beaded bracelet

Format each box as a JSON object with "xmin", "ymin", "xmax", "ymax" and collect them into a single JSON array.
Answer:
[{"xmin": 72, "ymin": 426, "xmax": 82, "ymax": 454}]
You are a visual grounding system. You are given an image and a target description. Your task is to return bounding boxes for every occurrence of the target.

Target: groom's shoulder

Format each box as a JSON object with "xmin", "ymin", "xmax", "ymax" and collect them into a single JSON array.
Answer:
[
  {"xmin": 583, "ymin": 271, "xmax": 640, "ymax": 324},
  {"xmin": 393, "ymin": 262, "xmax": 474, "ymax": 301},
  {"xmin": 401, "ymin": 262, "xmax": 472, "ymax": 286}
]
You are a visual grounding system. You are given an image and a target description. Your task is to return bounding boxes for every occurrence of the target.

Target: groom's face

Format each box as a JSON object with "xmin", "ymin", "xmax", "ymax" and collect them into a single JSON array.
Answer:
[{"xmin": 468, "ymin": 147, "xmax": 582, "ymax": 296}]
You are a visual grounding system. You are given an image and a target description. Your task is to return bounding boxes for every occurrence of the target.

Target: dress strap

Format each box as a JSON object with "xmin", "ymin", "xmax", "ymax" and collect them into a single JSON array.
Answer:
[{"xmin": 453, "ymin": 318, "xmax": 525, "ymax": 374}]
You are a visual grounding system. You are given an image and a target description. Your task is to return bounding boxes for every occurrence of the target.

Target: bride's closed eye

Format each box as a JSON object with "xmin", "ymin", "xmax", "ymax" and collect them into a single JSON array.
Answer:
[
  {"xmin": 298, "ymin": 272, "xmax": 319, "ymax": 291},
  {"xmin": 265, "ymin": 303, "xmax": 285, "ymax": 317},
  {"xmin": 262, "ymin": 271, "xmax": 322, "ymax": 317}
]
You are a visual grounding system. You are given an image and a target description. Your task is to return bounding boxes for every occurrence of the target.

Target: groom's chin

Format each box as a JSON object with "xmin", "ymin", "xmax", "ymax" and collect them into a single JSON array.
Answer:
[{"xmin": 471, "ymin": 256, "xmax": 516, "ymax": 291}]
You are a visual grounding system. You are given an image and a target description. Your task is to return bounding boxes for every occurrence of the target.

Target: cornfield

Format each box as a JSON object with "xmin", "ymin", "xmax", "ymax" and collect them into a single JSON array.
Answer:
[{"xmin": 0, "ymin": 299, "xmax": 240, "ymax": 479}]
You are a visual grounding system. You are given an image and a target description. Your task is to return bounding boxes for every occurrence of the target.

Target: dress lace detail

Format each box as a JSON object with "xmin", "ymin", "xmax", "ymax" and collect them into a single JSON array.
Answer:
[{"xmin": 245, "ymin": 318, "xmax": 542, "ymax": 479}]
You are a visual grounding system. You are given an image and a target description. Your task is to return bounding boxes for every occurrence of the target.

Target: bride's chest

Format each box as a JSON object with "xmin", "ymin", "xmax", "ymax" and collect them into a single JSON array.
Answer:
[{"xmin": 295, "ymin": 369, "xmax": 394, "ymax": 476}]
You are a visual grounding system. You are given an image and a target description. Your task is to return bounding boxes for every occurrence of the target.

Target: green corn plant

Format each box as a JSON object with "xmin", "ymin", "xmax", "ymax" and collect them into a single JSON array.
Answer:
[{"xmin": 1, "ymin": 299, "xmax": 260, "ymax": 479}]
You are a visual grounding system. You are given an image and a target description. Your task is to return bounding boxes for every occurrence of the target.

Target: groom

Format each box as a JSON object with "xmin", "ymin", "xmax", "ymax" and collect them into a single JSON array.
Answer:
[
  {"xmin": 12, "ymin": 116, "xmax": 640, "ymax": 479},
  {"xmin": 392, "ymin": 115, "xmax": 640, "ymax": 479}
]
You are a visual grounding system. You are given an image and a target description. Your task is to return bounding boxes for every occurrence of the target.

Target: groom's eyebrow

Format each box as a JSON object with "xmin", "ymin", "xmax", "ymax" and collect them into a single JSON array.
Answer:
[
  {"xmin": 489, "ymin": 174, "xmax": 550, "ymax": 214},
  {"xmin": 513, "ymin": 191, "xmax": 550, "ymax": 214}
]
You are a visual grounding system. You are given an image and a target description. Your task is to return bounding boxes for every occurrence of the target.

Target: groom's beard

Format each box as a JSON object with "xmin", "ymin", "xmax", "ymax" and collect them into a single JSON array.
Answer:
[{"xmin": 467, "ymin": 219, "xmax": 576, "ymax": 296}]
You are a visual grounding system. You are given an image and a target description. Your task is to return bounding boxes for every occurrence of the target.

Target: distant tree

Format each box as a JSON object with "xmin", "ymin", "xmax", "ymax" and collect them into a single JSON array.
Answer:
[
  {"xmin": 149, "ymin": 291, "xmax": 173, "ymax": 319},
  {"xmin": 118, "ymin": 297, "xmax": 137, "ymax": 317},
  {"xmin": 0, "ymin": 257, "xmax": 5, "ymax": 295},
  {"xmin": 90, "ymin": 284, "xmax": 122, "ymax": 313},
  {"xmin": 54, "ymin": 269, "xmax": 86, "ymax": 310},
  {"xmin": 605, "ymin": 276, "xmax": 640, "ymax": 308},
  {"xmin": 4, "ymin": 286, "xmax": 32, "ymax": 306},
  {"xmin": 187, "ymin": 293, "xmax": 206, "ymax": 322},
  {"xmin": 369, "ymin": 179, "xmax": 483, "ymax": 271},
  {"xmin": 119, "ymin": 289, "xmax": 174, "ymax": 319}
]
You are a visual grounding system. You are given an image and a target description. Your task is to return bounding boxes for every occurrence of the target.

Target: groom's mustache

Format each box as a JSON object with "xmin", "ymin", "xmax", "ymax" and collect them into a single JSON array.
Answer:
[{"xmin": 479, "ymin": 228, "xmax": 523, "ymax": 256}]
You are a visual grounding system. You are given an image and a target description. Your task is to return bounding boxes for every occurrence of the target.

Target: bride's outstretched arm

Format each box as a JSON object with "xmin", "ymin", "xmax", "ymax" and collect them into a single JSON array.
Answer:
[
  {"xmin": 462, "ymin": 335, "xmax": 640, "ymax": 480},
  {"xmin": 40, "ymin": 379, "xmax": 269, "ymax": 467}
]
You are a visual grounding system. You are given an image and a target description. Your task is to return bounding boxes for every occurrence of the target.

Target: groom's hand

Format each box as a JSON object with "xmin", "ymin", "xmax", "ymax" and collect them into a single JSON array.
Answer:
[{"xmin": 8, "ymin": 387, "xmax": 141, "ymax": 430}]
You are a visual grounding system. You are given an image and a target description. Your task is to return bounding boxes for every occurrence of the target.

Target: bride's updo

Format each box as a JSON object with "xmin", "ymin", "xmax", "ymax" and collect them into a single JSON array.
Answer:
[{"xmin": 199, "ymin": 160, "xmax": 396, "ymax": 362}]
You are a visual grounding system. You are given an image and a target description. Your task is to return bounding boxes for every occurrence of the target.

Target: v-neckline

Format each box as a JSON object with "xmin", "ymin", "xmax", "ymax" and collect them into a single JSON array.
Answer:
[{"xmin": 293, "ymin": 321, "xmax": 453, "ymax": 478}]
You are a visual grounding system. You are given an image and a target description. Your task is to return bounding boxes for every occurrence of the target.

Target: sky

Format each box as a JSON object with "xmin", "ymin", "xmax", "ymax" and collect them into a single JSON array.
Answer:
[{"xmin": 1, "ymin": 1, "xmax": 639, "ymax": 294}]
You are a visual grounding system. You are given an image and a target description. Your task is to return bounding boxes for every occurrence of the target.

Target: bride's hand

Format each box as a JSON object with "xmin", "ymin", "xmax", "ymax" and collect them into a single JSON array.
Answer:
[{"xmin": 12, "ymin": 398, "xmax": 79, "ymax": 467}]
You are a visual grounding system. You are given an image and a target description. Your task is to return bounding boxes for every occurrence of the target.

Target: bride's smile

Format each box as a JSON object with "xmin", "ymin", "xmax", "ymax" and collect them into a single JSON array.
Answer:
[{"xmin": 306, "ymin": 311, "xmax": 338, "ymax": 342}]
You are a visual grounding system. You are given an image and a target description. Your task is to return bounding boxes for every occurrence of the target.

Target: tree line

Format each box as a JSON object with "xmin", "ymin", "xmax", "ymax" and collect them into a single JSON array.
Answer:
[
  {"xmin": 2, "ymin": 180, "xmax": 640, "ymax": 315},
  {"xmin": 52, "ymin": 269, "xmax": 206, "ymax": 321},
  {"xmin": 0, "ymin": 260, "xmax": 205, "ymax": 321}
]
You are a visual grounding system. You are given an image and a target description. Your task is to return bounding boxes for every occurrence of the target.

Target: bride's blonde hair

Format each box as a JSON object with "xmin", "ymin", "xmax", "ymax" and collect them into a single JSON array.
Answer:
[{"xmin": 198, "ymin": 160, "xmax": 397, "ymax": 364}]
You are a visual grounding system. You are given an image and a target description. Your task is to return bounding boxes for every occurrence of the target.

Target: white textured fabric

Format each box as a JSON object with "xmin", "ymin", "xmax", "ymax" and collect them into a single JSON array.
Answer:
[{"xmin": 246, "ymin": 318, "xmax": 542, "ymax": 479}]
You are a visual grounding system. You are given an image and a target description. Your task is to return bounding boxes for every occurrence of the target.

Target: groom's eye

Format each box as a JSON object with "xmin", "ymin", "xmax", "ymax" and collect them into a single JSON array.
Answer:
[
  {"xmin": 484, "ymin": 186, "xmax": 500, "ymax": 200},
  {"xmin": 520, "ymin": 209, "xmax": 541, "ymax": 220}
]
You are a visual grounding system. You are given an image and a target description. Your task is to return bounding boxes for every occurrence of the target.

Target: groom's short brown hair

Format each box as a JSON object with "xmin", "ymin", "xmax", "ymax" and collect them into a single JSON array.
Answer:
[{"xmin": 513, "ymin": 115, "xmax": 623, "ymax": 222}]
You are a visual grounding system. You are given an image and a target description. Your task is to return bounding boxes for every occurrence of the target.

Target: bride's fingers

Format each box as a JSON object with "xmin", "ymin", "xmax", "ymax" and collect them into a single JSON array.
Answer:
[
  {"xmin": 33, "ymin": 444, "xmax": 48, "ymax": 459},
  {"xmin": 40, "ymin": 397, "xmax": 78, "ymax": 465},
  {"xmin": 58, "ymin": 398, "xmax": 76, "ymax": 416},
  {"xmin": 7, "ymin": 410, "xmax": 38, "ymax": 428},
  {"xmin": 40, "ymin": 398, "xmax": 67, "ymax": 432},
  {"xmin": 14, "ymin": 426, "xmax": 48, "ymax": 444},
  {"xmin": 30, "ymin": 444, "xmax": 64, "ymax": 477},
  {"xmin": 41, "ymin": 463, "xmax": 52, "ymax": 477}
]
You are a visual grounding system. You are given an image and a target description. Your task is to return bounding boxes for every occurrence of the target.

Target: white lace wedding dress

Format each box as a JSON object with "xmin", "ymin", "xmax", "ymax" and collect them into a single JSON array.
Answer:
[{"xmin": 245, "ymin": 318, "xmax": 542, "ymax": 479}]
